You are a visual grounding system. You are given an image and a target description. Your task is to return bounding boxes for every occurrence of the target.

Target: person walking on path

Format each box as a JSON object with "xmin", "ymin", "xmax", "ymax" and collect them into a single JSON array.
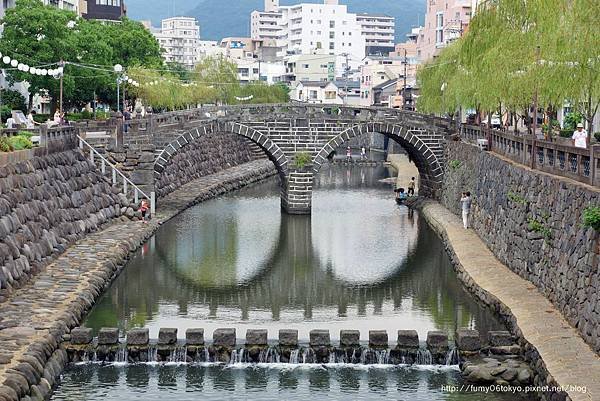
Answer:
[
  {"xmin": 460, "ymin": 192, "xmax": 472, "ymax": 229},
  {"xmin": 572, "ymin": 122, "xmax": 588, "ymax": 149},
  {"xmin": 139, "ymin": 199, "xmax": 150, "ymax": 224},
  {"xmin": 407, "ymin": 177, "xmax": 416, "ymax": 196},
  {"xmin": 361, "ymin": 146, "xmax": 367, "ymax": 160},
  {"xmin": 346, "ymin": 146, "xmax": 352, "ymax": 163}
]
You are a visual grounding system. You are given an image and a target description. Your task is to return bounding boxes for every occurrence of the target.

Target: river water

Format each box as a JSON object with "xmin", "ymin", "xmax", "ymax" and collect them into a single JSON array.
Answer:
[{"xmin": 51, "ymin": 165, "xmax": 532, "ymax": 401}]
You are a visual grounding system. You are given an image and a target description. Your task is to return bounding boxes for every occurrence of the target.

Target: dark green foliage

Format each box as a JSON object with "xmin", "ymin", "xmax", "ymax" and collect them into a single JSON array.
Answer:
[{"xmin": 582, "ymin": 206, "xmax": 600, "ymax": 231}]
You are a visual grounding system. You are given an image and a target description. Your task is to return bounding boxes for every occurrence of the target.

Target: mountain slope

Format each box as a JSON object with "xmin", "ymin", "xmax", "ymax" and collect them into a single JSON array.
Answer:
[{"xmin": 125, "ymin": 0, "xmax": 425, "ymax": 42}]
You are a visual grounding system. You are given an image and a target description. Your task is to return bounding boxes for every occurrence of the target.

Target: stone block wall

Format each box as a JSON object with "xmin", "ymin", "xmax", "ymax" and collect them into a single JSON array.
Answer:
[
  {"xmin": 0, "ymin": 150, "xmax": 125, "ymax": 296},
  {"xmin": 441, "ymin": 141, "xmax": 600, "ymax": 353},
  {"xmin": 155, "ymin": 134, "xmax": 257, "ymax": 198}
]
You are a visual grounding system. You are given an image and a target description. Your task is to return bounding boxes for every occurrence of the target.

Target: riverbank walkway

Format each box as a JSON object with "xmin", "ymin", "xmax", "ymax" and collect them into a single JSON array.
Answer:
[
  {"xmin": 386, "ymin": 154, "xmax": 600, "ymax": 400},
  {"xmin": 420, "ymin": 202, "xmax": 600, "ymax": 401},
  {"xmin": 0, "ymin": 160, "xmax": 274, "ymax": 401}
]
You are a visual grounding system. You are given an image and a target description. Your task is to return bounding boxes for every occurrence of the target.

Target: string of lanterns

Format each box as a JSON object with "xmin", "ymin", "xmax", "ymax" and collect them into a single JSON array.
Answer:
[{"xmin": 0, "ymin": 51, "xmax": 64, "ymax": 77}]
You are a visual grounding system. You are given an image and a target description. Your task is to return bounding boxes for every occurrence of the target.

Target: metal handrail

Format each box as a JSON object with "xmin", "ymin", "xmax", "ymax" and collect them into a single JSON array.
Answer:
[{"xmin": 77, "ymin": 135, "xmax": 156, "ymax": 216}]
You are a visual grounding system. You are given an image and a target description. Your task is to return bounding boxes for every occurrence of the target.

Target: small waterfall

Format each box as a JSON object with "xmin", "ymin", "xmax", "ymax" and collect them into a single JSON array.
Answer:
[
  {"xmin": 203, "ymin": 348, "xmax": 210, "ymax": 363},
  {"xmin": 350, "ymin": 349, "xmax": 358, "ymax": 364},
  {"xmin": 168, "ymin": 346, "xmax": 188, "ymax": 363},
  {"xmin": 230, "ymin": 348, "xmax": 245, "ymax": 364},
  {"xmin": 259, "ymin": 347, "xmax": 280, "ymax": 363},
  {"xmin": 289, "ymin": 349, "xmax": 300, "ymax": 364},
  {"xmin": 359, "ymin": 348, "xmax": 368, "ymax": 364},
  {"xmin": 148, "ymin": 346, "xmax": 158, "ymax": 362},
  {"xmin": 302, "ymin": 348, "xmax": 315, "ymax": 364},
  {"xmin": 328, "ymin": 352, "xmax": 336, "ymax": 364},
  {"xmin": 115, "ymin": 347, "xmax": 128, "ymax": 363},
  {"xmin": 375, "ymin": 349, "xmax": 390, "ymax": 365},
  {"xmin": 415, "ymin": 349, "xmax": 432, "ymax": 365},
  {"xmin": 445, "ymin": 348, "xmax": 460, "ymax": 366}
]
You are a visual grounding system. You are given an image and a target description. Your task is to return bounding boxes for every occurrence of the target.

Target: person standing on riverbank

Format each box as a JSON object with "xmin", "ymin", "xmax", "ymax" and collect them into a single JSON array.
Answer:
[
  {"xmin": 407, "ymin": 177, "xmax": 416, "ymax": 196},
  {"xmin": 460, "ymin": 192, "xmax": 472, "ymax": 229}
]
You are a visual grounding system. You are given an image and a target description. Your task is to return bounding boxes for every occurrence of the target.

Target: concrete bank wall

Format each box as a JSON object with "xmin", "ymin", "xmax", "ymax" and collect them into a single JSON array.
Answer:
[
  {"xmin": 0, "ymin": 150, "xmax": 127, "ymax": 297},
  {"xmin": 155, "ymin": 134, "xmax": 257, "ymax": 198},
  {"xmin": 440, "ymin": 141, "xmax": 600, "ymax": 353}
]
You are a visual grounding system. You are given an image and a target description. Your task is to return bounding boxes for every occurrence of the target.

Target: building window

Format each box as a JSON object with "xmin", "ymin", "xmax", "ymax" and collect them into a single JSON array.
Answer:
[
  {"xmin": 329, "ymin": 31, "xmax": 334, "ymax": 39},
  {"xmin": 309, "ymin": 90, "xmax": 318, "ymax": 100},
  {"xmin": 329, "ymin": 21, "xmax": 335, "ymax": 28},
  {"xmin": 329, "ymin": 42, "xmax": 335, "ymax": 50},
  {"xmin": 436, "ymin": 12, "xmax": 444, "ymax": 44}
]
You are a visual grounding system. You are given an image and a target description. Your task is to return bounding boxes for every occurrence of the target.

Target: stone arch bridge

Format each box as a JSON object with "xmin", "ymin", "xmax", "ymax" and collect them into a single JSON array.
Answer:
[{"xmin": 148, "ymin": 105, "xmax": 451, "ymax": 214}]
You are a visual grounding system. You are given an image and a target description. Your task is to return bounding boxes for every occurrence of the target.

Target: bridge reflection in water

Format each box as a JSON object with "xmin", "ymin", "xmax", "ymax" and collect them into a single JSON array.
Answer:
[{"xmin": 84, "ymin": 165, "xmax": 505, "ymax": 340}]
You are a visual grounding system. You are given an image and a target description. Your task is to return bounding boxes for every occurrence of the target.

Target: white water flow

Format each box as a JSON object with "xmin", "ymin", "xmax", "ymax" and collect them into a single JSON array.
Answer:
[
  {"xmin": 168, "ymin": 346, "xmax": 188, "ymax": 363},
  {"xmin": 289, "ymin": 349, "xmax": 300, "ymax": 364},
  {"xmin": 415, "ymin": 349, "xmax": 432, "ymax": 365},
  {"xmin": 115, "ymin": 347, "xmax": 128, "ymax": 363}
]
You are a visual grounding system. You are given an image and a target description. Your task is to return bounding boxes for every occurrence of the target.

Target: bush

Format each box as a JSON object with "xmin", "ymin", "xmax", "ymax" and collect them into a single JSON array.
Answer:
[
  {"xmin": 563, "ymin": 112, "xmax": 583, "ymax": 131},
  {"xmin": 583, "ymin": 206, "xmax": 600, "ymax": 231},
  {"xmin": 8, "ymin": 135, "xmax": 33, "ymax": 150},
  {"xmin": 448, "ymin": 160, "xmax": 462, "ymax": 170},
  {"xmin": 559, "ymin": 129, "xmax": 573, "ymax": 138},
  {"xmin": 594, "ymin": 132, "xmax": 600, "ymax": 142},
  {"xmin": 33, "ymin": 114, "xmax": 50, "ymax": 124},
  {"xmin": 0, "ymin": 137, "xmax": 14, "ymax": 152},
  {"xmin": 294, "ymin": 151, "xmax": 312, "ymax": 169},
  {"xmin": 17, "ymin": 131, "xmax": 34, "ymax": 139},
  {"xmin": 0, "ymin": 105, "xmax": 11, "ymax": 123}
]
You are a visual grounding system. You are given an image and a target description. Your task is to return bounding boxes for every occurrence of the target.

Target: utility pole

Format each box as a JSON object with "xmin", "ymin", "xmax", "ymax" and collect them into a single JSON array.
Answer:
[
  {"xmin": 531, "ymin": 45, "xmax": 541, "ymax": 169},
  {"xmin": 343, "ymin": 53, "xmax": 349, "ymax": 105},
  {"xmin": 402, "ymin": 48, "xmax": 408, "ymax": 110},
  {"xmin": 59, "ymin": 60, "xmax": 65, "ymax": 114}
]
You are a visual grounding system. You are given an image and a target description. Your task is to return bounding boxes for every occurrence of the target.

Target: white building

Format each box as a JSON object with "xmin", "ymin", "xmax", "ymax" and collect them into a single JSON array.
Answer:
[
  {"xmin": 290, "ymin": 81, "xmax": 342, "ymax": 104},
  {"xmin": 154, "ymin": 17, "xmax": 200, "ymax": 68},
  {"xmin": 359, "ymin": 55, "xmax": 405, "ymax": 106},
  {"xmin": 197, "ymin": 40, "xmax": 225, "ymax": 59},
  {"xmin": 251, "ymin": 0, "xmax": 372, "ymax": 74},
  {"xmin": 283, "ymin": 53, "xmax": 336, "ymax": 85},
  {"xmin": 234, "ymin": 59, "xmax": 285, "ymax": 84},
  {"xmin": 356, "ymin": 13, "xmax": 395, "ymax": 56}
]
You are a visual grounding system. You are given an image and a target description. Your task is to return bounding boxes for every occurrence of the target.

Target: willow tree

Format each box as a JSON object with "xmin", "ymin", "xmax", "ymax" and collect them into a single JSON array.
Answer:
[{"xmin": 417, "ymin": 0, "xmax": 598, "ymax": 133}]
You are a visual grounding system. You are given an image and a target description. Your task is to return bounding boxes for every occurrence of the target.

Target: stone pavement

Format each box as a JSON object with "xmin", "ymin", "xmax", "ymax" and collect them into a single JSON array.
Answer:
[
  {"xmin": 0, "ymin": 160, "xmax": 275, "ymax": 401},
  {"xmin": 420, "ymin": 201, "xmax": 600, "ymax": 401}
]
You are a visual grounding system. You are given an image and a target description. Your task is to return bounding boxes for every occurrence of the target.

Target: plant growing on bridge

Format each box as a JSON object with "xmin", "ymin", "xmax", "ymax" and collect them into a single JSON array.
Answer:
[
  {"xmin": 582, "ymin": 206, "xmax": 600, "ymax": 231},
  {"xmin": 294, "ymin": 152, "xmax": 312, "ymax": 169},
  {"xmin": 448, "ymin": 160, "xmax": 462, "ymax": 170}
]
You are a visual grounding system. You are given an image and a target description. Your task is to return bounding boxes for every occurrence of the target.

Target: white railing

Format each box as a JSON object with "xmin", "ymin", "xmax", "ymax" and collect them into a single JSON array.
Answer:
[{"xmin": 78, "ymin": 135, "xmax": 156, "ymax": 216}]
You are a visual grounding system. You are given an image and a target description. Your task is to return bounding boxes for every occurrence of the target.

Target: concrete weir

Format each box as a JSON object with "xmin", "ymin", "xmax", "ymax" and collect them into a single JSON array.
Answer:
[{"xmin": 64, "ymin": 326, "xmax": 530, "ymax": 379}]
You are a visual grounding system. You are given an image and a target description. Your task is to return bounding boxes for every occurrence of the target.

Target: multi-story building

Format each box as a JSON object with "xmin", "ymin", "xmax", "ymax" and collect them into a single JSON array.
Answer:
[
  {"xmin": 290, "ymin": 81, "xmax": 342, "ymax": 104},
  {"xmin": 356, "ymin": 13, "xmax": 395, "ymax": 56},
  {"xmin": 197, "ymin": 40, "xmax": 225, "ymax": 60},
  {"xmin": 2, "ymin": 0, "xmax": 80, "ymax": 19},
  {"xmin": 234, "ymin": 58, "xmax": 285, "ymax": 84},
  {"xmin": 154, "ymin": 17, "xmax": 200, "ymax": 68},
  {"xmin": 359, "ymin": 55, "xmax": 405, "ymax": 106},
  {"xmin": 417, "ymin": 0, "xmax": 472, "ymax": 62},
  {"xmin": 390, "ymin": 27, "xmax": 422, "ymax": 109},
  {"xmin": 283, "ymin": 53, "xmax": 337, "ymax": 85},
  {"xmin": 251, "ymin": 0, "xmax": 377, "ymax": 75},
  {"xmin": 79, "ymin": 0, "xmax": 126, "ymax": 21}
]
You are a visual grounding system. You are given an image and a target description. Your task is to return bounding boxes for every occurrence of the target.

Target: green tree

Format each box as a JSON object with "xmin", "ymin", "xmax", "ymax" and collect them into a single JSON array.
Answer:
[
  {"xmin": 0, "ymin": 0, "xmax": 78, "ymax": 110},
  {"xmin": 193, "ymin": 56, "xmax": 240, "ymax": 104},
  {"xmin": 0, "ymin": 89, "xmax": 27, "ymax": 112}
]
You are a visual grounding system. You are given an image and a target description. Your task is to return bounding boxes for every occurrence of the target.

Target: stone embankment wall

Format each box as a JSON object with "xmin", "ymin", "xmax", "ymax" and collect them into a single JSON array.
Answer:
[
  {"xmin": 441, "ymin": 141, "xmax": 600, "ymax": 353},
  {"xmin": 0, "ymin": 150, "xmax": 127, "ymax": 298},
  {"xmin": 155, "ymin": 134, "xmax": 259, "ymax": 198}
]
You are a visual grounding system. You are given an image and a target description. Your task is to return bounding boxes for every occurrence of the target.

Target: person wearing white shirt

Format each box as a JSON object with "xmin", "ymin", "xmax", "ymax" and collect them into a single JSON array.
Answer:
[{"xmin": 572, "ymin": 122, "xmax": 588, "ymax": 149}]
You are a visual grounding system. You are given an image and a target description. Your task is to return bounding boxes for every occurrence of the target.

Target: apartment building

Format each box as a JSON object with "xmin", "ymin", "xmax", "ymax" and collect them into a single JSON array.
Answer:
[
  {"xmin": 390, "ymin": 27, "xmax": 422, "ymax": 109},
  {"xmin": 359, "ymin": 55, "xmax": 405, "ymax": 106},
  {"xmin": 283, "ymin": 53, "xmax": 337, "ymax": 85},
  {"xmin": 234, "ymin": 58, "xmax": 285, "ymax": 84},
  {"xmin": 154, "ymin": 17, "xmax": 200, "ymax": 68},
  {"xmin": 417, "ymin": 0, "xmax": 472, "ymax": 62},
  {"xmin": 251, "ymin": 0, "xmax": 377, "ymax": 74},
  {"xmin": 356, "ymin": 13, "xmax": 395, "ymax": 56}
]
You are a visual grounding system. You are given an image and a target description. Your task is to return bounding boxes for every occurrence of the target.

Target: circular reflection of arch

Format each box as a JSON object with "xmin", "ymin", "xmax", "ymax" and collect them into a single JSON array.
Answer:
[
  {"xmin": 310, "ymin": 167, "xmax": 420, "ymax": 285},
  {"xmin": 313, "ymin": 123, "xmax": 444, "ymax": 197},
  {"xmin": 153, "ymin": 192, "xmax": 282, "ymax": 288}
]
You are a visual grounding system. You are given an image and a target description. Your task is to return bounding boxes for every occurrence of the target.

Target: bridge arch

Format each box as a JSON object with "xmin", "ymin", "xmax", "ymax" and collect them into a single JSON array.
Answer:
[
  {"xmin": 154, "ymin": 121, "xmax": 290, "ymax": 192},
  {"xmin": 312, "ymin": 122, "xmax": 445, "ymax": 197}
]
